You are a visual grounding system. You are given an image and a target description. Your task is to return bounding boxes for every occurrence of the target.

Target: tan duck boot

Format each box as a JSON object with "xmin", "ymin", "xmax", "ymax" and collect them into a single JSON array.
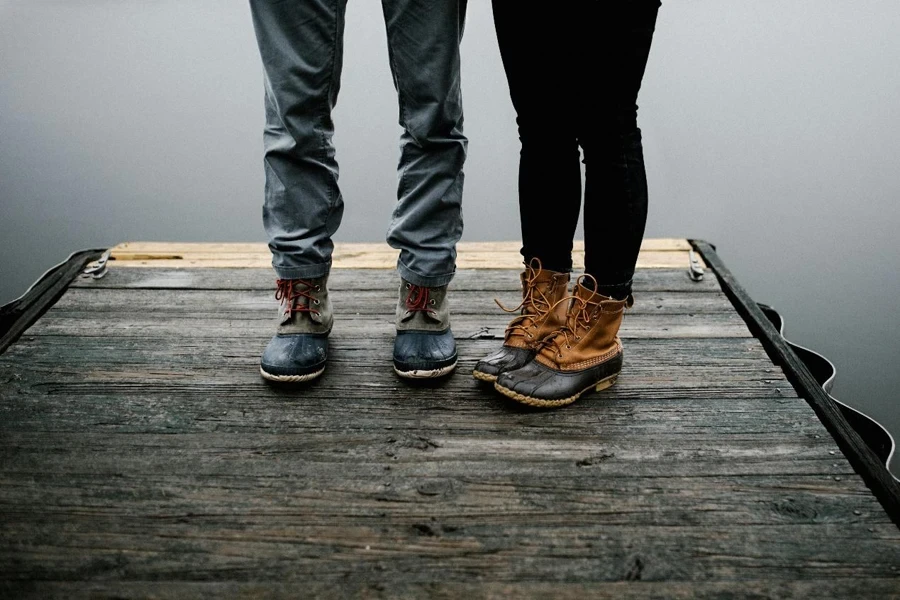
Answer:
[
  {"xmin": 494, "ymin": 275, "xmax": 633, "ymax": 408},
  {"xmin": 472, "ymin": 260, "xmax": 570, "ymax": 382}
]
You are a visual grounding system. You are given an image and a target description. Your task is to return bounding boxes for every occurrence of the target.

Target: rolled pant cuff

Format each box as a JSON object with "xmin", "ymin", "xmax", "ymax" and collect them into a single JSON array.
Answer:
[
  {"xmin": 397, "ymin": 259, "xmax": 455, "ymax": 288},
  {"xmin": 272, "ymin": 260, "xmax": 331, "ymax": 281},
  {"xmin": 593, "ymin": 279, "xmax": 633, "ymax": 300}
]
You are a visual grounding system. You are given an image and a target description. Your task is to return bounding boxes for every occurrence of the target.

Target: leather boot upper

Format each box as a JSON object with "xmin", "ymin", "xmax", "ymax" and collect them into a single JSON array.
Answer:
[
  {"xmin": 502, "ymin": 263, "xmax": 570, "ymax": 350},
  {"xmin": 534, "ymin": 279, "xmax": 633, "ymax": 372},
  {"xmin": 275, "ymin": 277, "xmax": 332, "ymax": 335},
  {"xmin": 395, "ymin": 280, "xmax": 450, "ymax": 332}
]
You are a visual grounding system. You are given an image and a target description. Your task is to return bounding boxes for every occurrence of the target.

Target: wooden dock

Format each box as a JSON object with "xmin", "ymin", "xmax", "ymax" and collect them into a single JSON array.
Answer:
[{"xmin": 1, "ymin": 239, "xmax": 898, "ymax": 598}]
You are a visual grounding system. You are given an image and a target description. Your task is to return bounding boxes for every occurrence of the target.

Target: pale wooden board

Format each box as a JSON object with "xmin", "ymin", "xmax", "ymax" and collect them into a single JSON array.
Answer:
[
  {"xmin": 103, "ymin": 252, "xmax": 699, "ymax": 270},
  {"xmin": 109, "ymin": 239, "xmax": 694, "ymax": 253},
  {"xmin": 101, "ymin": 239, "xmax": 706, "ymax": 270}
]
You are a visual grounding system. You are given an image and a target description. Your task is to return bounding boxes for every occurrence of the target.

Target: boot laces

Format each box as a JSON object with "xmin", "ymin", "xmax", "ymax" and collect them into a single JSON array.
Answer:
[
  {"xmin": 536, "ymin": 274, "xmax": 605, "ymax": 358},
  {"xmin": 495, "ymin": 259, "xmax": 559, "ymax": 341},
  {"xmin": 537, "ymin": 296, "xmax": 591, "ymax": 358},
  {"xmin": 275, "ymin": 278, "xmax": 321, "ymax": 317},
  {"xmin": 405, "ymin": 283, "xmax": 436, "ymax": 313}
]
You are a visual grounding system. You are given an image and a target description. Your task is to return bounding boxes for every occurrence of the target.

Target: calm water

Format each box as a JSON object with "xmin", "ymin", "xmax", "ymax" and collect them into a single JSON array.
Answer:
[{"xmin": 1, "ymin": 1, "xmax": 898, "ymax": 474}]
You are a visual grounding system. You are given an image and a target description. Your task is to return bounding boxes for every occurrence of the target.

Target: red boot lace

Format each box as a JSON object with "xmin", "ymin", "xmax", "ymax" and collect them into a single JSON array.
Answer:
[
  {"xmin": 405, "ymin": 283, "xmax": 435, "ymax": 313},
  {"xmin": 275, "ymin": 278, "xmax": 321, "ymax": 317}
]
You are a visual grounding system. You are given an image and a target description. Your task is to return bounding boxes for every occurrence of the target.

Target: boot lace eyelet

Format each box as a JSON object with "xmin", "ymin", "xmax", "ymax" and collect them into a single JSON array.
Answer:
[
  {"xmin": 405, "ymin": 283, "xmax": 411, "ymax": 289},
  {"xmin": 527, "ymin": 333, "xmax": 533, "ymax": 338},
  {"xmin": 429, "ymin": 299, "xmax": 436, "ymax": 305},
  {"xmin": 315, "ymin": 285, "xmax": 321, "ymax": 291},
  {"xmin": 565, "ymin": 345, "xmax": 570, "ymax": 349},
  {"xmin": 557, "ymin": 353, "xmax": 563, "ymax": 359},
  {"xmin": 314, "ymin": 300, "xmax": 320, "ymax": 305}
]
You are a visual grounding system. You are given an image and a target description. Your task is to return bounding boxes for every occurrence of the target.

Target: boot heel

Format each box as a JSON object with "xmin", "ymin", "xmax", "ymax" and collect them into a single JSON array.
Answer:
[{"xmin": 595, "ymin": 375, "xmax": 617, "ymax": 392}]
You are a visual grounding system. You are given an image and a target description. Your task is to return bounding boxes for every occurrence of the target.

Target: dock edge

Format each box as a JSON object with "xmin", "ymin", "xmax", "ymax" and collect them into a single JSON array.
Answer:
[
  {"xmin": 0, "ymin": 248, "xmax": 107, "ymax": 355},
  {"xmin": 690, "ymin": 239, "xmax": 900, "ymax": 528}
]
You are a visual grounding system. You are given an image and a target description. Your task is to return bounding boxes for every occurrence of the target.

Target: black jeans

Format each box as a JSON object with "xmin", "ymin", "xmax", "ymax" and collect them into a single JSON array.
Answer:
[{"xmin": 492, "ymin": 1, "xmax": 661, "ymax": 299}]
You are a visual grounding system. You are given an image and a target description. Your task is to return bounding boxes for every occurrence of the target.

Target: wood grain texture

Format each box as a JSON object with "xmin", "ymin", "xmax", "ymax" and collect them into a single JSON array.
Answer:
[
  {"xmin": 692, "ymin": 240, "xmax": 900, "ymax": 527},
  {"xmin": 99, "ymin": 239, "xmax": 705, "ymax": 270},
  {"xmin": 107, "ymin": 239, "xmax": 695, "ymax": 253},
  {"xmin": 7, "ymin": 580, "xmax": 900, "ymax": 600},
  {"xmin": 102, "ymin": 253, "xmax": 699, "ymax": 270},
  {"xmin": 1, "ymin": 265, "xmax": 897, "ymax": 597},
  {"xmin": 70, "ymin": 267, "xmax": 720, "ymax": 292}
]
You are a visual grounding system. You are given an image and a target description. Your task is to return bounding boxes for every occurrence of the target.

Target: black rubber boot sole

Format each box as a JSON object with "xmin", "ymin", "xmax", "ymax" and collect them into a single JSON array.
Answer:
[
  {"xmin": 493, "ymin": 352, "xmax": 623, "ymax": 408},
  {"xmin": 494, "ymin": 373, "xmax": 618, "ymax": 408}
]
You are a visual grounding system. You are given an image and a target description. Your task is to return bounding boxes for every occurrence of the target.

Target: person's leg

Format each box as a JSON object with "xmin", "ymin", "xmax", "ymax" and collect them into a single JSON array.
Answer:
[
  {"xmin": 578, "ymin": 1, "xmax": 661, "ymax": 300},
  {"xmin": 382, "ymin": 0, "xmax": 468, "ymax": 378},
  {"xmin": 382, "ymin": 0, "xmax": 468, "ymax": 288},
  {"xmin": 249, "ymin": 0, "xmax": 347, "ymax": 382},
  {"xmin": 472, "ymin": 2, "xmax": 580, "ymax": 383},
  {"xmin": 493, "ymin": 1, "xmax": 661, "ymax": 407},
  {"xmin": 250, "ymin": 0, "xmax": 348, "ymax": 280},
  {"xmin": 491, "ymin": 1, "xmax": 582, "ymax": 274}
]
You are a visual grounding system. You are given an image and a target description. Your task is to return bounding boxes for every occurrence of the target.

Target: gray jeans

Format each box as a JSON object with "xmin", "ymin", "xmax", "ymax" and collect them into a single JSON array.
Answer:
[{"xmin": 249, "ymin": 0, "xmax": 468, "ymax": 287}]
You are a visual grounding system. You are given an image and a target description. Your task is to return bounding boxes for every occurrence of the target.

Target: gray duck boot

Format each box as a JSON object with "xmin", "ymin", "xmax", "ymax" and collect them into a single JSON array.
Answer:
[
  {"xmin": 393, "ymin": 280, "xmax": 457, "ymax": 378},
  {"xmin": 260, "ymin": 277, "xmax": 332, "ymax": 382}
]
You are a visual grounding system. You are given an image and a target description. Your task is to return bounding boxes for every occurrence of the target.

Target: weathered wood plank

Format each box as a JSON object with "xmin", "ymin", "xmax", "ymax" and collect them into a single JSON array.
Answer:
[
  {"xmin": 104, "ymin": 240, "xmax": 703, "ymax": 270},
  {"xmin": 102, "ymin": 252, "xmax": 699, "ymax": 270},
  {"xmin": 1, "ymin": 335, "xmax": 778, "ymax": 368},
  {"xmin": 52, "ymin": 288, "xmax": 737, "ymax": 315},
  {"xmin": 0, "ymin": 366, "xmax": 797, "ymax": 403},
  {"xmin": 1, "ymin": 518, "xmax": 896, "ymax": 582},
  {"xmin": 8, "ymin": 580, "xmax": 900, "ymax": 600},
  {"xmin": 24, "ymin": 312, "xmax": 754, "ymax": 340},
  {"xmin": 0, "ymin": 431, "xmax": 859, "ymax": 478},
  {"xmin": 108, "ymin": 239, "xmax": 695, "ymax": 253},
  {"xmin": 71, "ymin": 268, "xmax": 720, "ymax": 293},
  {"xmin": 3, "ymin": 264, "xmax": 898, "ymax": 596},
  {"xmin": 0, "ymin": 470, "xmax": 884, "ymax": 524},
  {"xmin": 0, "ymin": 395, "xmax": 822, "ymax": 440}
]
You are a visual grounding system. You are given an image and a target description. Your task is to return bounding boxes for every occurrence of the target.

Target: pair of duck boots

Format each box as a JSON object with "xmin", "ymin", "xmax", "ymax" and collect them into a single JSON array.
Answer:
[
  {"xmin": 473, "ymin": 263, "xmax": 633, "ymax": 408},
  {"xmin": 259, "ymin": 277, "xmax": 457, "ymax": 382}
]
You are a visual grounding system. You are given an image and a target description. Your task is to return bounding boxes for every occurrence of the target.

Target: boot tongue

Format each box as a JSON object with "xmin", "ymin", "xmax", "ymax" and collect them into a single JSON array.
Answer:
[
  {"xmin": 565, "ymin": 282, "xmax": 617, "ymax": 333},
  {"xmin": 279, "ymin": 281, "xmax": 321, "ymax": 325},
  {"xmin": 574, "ymin": 281, "xmax": 600, "ymax": 302},
  {"xmin": 400, "ymin": 285, "xmax": 443, "ymax": 324},
  {"xmin": 568, "ymin": 283, "xmax": 634, "ymax": 331},
  {"xmin": 570, "ymin": 281, "xmax": 602, "ymax": 322},
  {"xmin": 521, "ymin": 270, "xmax": 566, "ymax": 318},
  {"xmin": 400, "ymin": 308, "xmax": 442, "ymax": 324},
  {"xmin": 575, "ymin": 281, "xmax": 634, "ymax": 307},
  {"xmin": 504, "ymin": 271, "xmax": 558, "ymax": 342}
]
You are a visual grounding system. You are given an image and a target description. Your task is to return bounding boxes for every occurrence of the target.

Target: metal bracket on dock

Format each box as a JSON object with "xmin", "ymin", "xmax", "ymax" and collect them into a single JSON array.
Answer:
[
  {"xmin": 81, "ymin": 249, "xmax": 111, "ymax": 280},
  {"xmin": 688, "ymin": 249, "xmax": 704, "ymax": 281}
]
